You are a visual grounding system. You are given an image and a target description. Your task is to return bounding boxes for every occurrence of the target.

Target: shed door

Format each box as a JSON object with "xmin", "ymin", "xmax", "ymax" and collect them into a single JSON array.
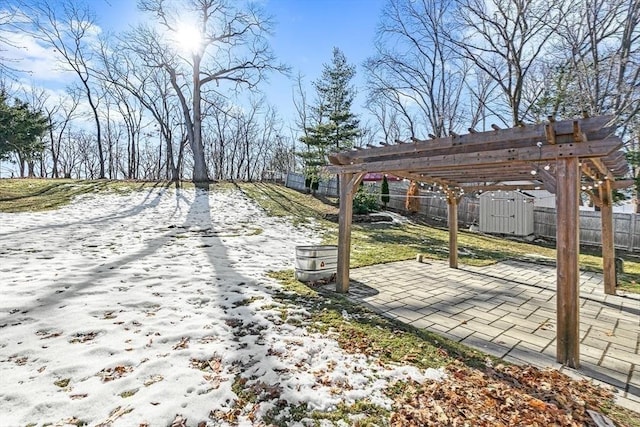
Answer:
[{"xmin": 489, "ymin": 195, "xmax": 516, "ymax": 234}]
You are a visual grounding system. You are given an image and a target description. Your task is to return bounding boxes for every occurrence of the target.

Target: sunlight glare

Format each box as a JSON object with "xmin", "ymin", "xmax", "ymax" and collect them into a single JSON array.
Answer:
[{"xmin": 174, "ymin": 25, "xmax": 202, "ymax": 54}]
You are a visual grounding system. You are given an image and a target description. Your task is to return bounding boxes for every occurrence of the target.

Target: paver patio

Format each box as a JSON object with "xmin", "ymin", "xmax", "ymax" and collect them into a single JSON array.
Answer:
[{"xmin": 324, "ymin": 259, "xmax": 640, "ymax": 411}]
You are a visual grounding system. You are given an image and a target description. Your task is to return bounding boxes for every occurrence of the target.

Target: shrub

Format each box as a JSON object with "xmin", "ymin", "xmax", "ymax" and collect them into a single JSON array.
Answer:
[{"xmin": 353, "ymin": 187, "xmax": 379, "ymax": 214}]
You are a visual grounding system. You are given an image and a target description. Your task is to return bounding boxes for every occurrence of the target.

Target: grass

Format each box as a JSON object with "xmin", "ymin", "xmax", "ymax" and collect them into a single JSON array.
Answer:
[
  {"xmin": 267, "ymin": 270, "xmax": 493, "ymax": 370},
  {"xmin": 0, "ymin": 179, "xmax": 178, "ymax": 213}
]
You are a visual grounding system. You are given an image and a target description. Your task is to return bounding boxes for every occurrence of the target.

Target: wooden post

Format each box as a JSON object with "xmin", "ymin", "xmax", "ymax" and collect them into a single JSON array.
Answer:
[
  {"xmin": 556, "ymin": 157, "xmax": 580, "ymax": 368},
  {"xmin": 600, "ymin": 180, "xmax": 616, "ymax": 295},
  {"xmin": 336, "ymin": 173, "xmax": 363, "ymax": 293},
  {"xmin": 447, "ymin": 193, "xmax": 459, "ymax": 269}
]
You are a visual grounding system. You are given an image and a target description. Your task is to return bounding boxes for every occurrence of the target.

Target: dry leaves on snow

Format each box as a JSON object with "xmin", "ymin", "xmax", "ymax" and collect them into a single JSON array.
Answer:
[
  {"xmin": 97, "ymin": 365, "xmax": 134, "ymax": 382},
  {"xmin": 390, "ymin": 362, "xmax": 615, "ymax": 427},
  {"xmin": 173, "ymin": 336, "xmax": 190, "ymax": 350}
]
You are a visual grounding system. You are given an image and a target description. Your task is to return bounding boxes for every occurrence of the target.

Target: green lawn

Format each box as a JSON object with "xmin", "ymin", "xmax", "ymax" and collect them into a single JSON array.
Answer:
[{"xmin": 0, "ymin": 178, "xmax": 177, "ymax": 213}]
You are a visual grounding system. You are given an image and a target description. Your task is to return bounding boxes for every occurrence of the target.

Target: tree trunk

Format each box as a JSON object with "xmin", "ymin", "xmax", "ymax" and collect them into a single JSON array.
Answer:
[
  {"xmin": 191, "ymin": 54, "xmax": 209, "ymax": 183},
  {"xmin": 49, "ymin": 124, "xmax": 59, "ymax": 178},
  {"xmin": 84, "ymin": 82, "xmax": 105, "ymax": 179}
]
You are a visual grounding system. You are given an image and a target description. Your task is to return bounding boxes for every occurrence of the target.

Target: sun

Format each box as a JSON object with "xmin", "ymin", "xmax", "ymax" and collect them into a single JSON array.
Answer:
[{"xmin": 174, "ymin": 24, "xmax": 202, "ymax": 54}]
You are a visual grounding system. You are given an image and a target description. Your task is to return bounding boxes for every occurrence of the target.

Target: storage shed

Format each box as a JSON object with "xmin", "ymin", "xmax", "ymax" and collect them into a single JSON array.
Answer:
[{"xmin": 479, "ymin": 190, "xmax": 534, "ymax": 236}]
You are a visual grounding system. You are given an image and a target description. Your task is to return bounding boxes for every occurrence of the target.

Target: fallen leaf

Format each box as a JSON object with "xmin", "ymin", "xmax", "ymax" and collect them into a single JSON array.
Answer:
[{"xmin": 173, "ymin": 336, "xmax": 190, "ymax": 350}]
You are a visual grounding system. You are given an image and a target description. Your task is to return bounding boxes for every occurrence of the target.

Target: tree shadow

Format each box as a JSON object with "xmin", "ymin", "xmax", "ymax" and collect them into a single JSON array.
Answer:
[{"xmin": 0, "ymin": 181, "xmax": 174, "ymax": 239}]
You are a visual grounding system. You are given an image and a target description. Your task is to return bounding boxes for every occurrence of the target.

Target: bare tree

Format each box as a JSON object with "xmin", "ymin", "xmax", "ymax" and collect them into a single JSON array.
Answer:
[
  {"xmin": 0, "ymin": 5, "xmax": 28, "ymax": 79},
  {"xmin": 292, "ymin": 73, "xmax": 312, "ymax": 152},
  {"xmin": 465, "ymin": 67, "xmax": 502, "ymax": 131},
  {"xmin": 105, "ymin": 81, "xmax": 144, "ymax": 179},
  {"xmin": 130, "ymin": 0, "xmax": 287, "ymax": 183},
  {"xmin": 206, "ymin": 97, "xmax": 234, "ymax": 180},
  {"xmin": 57, "ymin": 125, "xmax": 80, "ymax": 178},
  {"xmin": 100, "ymin": 97, "xmax": 125, "ymax": 179},
  {"xmin": 250, "ymin": 102, "xmax": 280, "ymax": 181},
  {"xmin": 553, "ymin": 0, "xmax": 640, "ymax": 209},
  {"xmin": 547, "ymin": 0, "xmax": 640, "ymax": 125},
  {"xmin": 365, "ymin": 0, "xmax": 467, "ymax": 138},
  {"xmin": 26, "ymin": 0, "xmax": 106, "ymax": 177},
  {"xmin": 365, "ymin": 94, "xmax": 403, "ymax": 144},
  {"xmin": 43, "ymin": 91, "xmax": 80, "ymax": 178},
  {"xmin": 73, "ymin": 129, "xmax": 100, "ymax": 178},
  {"xmin": 98, "ymin": 38, "xmax": 187, "ymax": 181},
  {"xmin": 451, "ymin": 0, "xmax": 571, "ymax": 126}
]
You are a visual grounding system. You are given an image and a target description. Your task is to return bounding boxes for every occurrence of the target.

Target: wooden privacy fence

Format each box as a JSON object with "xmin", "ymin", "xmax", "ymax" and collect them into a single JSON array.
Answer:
[
  {"xmin": 382, "ymin": 188, "xmax": 639, "ymax": 252},
  {"xmin": 535, "ymin": 207, "xmax": 639, "ymax": 252},
  {"xmin": 381, "ymin": 187, "xmax": 640, "ymax": 252},
  {"xmin": 377, "ymin": 187, "xmax": 480, "ymax": 227}
]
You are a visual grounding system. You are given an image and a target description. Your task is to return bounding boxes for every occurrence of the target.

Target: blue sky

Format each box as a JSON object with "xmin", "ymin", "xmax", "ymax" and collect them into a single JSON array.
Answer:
[{"xmin": 91, "ymin": 0, "xmax": 387, "ymax": 133}]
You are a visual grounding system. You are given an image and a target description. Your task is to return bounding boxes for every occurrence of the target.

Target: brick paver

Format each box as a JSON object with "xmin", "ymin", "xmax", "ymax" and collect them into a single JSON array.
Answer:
[{"xmin": 325, "ymin": 258, "xmax": 640, "ymax": 412}]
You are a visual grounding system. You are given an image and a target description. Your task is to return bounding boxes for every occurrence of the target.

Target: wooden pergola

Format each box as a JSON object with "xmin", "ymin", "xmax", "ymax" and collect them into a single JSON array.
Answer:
[{"xmin": 326, "ymin": 116, "xmax": 632, "ymax": 368}]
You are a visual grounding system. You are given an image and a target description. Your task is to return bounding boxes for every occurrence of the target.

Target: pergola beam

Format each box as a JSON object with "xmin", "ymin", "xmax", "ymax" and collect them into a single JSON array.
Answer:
[
  {"xmin": 327, "ymin": 138, "xmax": 622, "ymax": 175},
  {"xmin": 333, "ymin": 116, "xmax": 615, "ymax": 164},
  {"xmin": 611, "ymin": 179, "xmax": 635, "ymax": 189},
  {"xmin": 536, "ymin": 167, "xmax": 558, "ymax": 194}
]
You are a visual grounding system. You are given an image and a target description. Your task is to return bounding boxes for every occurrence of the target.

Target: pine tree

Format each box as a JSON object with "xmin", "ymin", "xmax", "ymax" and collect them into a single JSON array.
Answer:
[
  {"xmin": 0, "ymin": 92, "xmax": 48, "ymax": 176},
  {"xmin": 381, "ymin": 175, "xmax": 390, "ymax": 208},
  {"xmin": 300, "ymin": 47, "xmax": 360, "ymax": 193}
]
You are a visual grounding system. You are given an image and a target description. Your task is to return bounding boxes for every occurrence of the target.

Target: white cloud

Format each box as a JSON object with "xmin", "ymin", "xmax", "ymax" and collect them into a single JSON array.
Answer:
[{"xmin": 1, "ymin": 27, "xmax": 76, "ymax": 85}]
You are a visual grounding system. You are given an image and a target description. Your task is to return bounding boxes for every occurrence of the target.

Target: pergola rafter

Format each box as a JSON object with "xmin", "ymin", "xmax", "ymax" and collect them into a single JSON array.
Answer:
[{"xmin": 326, "ymin": 116, "xmax": 632, "ymax": 369}]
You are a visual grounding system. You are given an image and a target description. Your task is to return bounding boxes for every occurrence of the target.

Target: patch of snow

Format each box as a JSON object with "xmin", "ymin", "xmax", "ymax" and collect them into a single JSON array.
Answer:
[{"xmin": 0, "ymin": 187, "xmax": 444, "ymax": 426}]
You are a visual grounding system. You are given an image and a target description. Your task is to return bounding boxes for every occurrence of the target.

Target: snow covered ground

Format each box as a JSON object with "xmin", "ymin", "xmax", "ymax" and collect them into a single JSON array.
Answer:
[{"xmin": 0, "ymin": 187, "xmax": 443, "ymax": 426}]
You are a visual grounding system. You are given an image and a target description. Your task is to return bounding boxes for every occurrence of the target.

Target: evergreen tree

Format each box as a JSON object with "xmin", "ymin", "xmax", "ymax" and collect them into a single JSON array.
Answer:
[
  {"xmin": 300, "ymin": 47, "xmax": 360, "ymax": 191},
  {"xmin": 0, "ymin": 92, "xmax": 48, "ymax": 175},
  {"xmin": 381, "ymin": 175, "xmax": 390, "ymax": 208}
]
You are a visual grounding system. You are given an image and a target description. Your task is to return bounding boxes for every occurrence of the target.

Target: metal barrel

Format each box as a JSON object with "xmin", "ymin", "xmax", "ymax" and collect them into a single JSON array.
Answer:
[{"xmin": 294, "ymin": 245, "xmax": 338, "ymax": 282}]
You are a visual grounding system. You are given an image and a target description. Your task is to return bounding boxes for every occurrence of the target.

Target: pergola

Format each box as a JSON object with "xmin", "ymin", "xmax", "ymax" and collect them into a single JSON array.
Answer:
[{"xmin": 326, "ymin": 116, "xmax": 632, "ymax": 368}]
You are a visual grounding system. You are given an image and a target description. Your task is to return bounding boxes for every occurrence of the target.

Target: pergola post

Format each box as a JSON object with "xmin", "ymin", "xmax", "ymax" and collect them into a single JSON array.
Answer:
[
  {"xmin": 556, "ymin": 157, "xmax": 581, "ymax": 368},
  {"xmin": 336, "ymin": 172, "xmax": 364, "ymax": 293},
  {"xmin": 447, "ymin": 194, "xmax": 459, "ymax": 269},
  {"xmin": 600, "ymin": 179, "xmax": 616, "ymax": 295}
]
